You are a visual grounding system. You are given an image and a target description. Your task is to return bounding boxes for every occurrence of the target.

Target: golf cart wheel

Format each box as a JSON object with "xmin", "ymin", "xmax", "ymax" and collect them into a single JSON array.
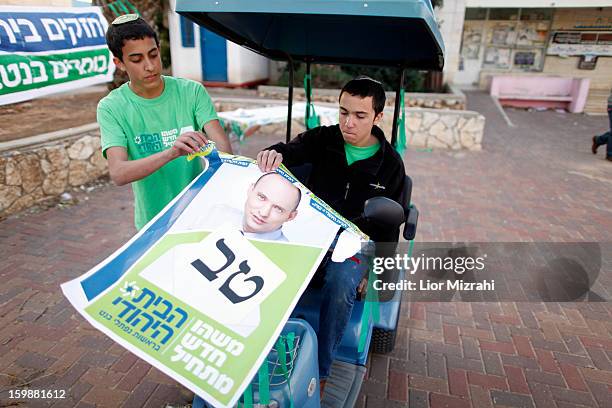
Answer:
[{"xmin": 371, "ymin": 327, "xmax": 397, "ymax": 354}]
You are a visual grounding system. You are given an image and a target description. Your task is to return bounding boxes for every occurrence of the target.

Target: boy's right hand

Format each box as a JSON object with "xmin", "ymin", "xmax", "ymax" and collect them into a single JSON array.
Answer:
[
  {"xmin": 257, "ymin": 150, "xmax": 283, "ymax": 172},
  {"xmin": 170, "ymin": 131, "xmax": 208, "ymax": 158}
]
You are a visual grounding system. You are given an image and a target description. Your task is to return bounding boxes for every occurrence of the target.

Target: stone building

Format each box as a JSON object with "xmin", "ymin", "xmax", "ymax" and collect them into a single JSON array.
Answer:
[{"xmin": 438, "ymin": 0, "xmax": 612, "ymax": 113}]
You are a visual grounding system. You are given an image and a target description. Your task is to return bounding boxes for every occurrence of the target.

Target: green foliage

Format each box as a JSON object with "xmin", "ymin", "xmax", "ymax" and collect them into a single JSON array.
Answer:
[
  {"xmin": 277, "ymin": 63, "xmax": 427, "ymax": 92},
  {"xmin": 339, "ymin": 65, "xmax": 425, "ymax": 92},
  {"xmin": 155, "ymin": 8, "xmax": 171, "ymax": 68},
  {"xmin": 278, "ymin": 64, "xmax": 353, "ymax": 89}
]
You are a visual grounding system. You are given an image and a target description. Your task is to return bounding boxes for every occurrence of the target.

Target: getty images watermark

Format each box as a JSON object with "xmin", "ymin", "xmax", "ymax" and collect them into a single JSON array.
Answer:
[
  {"xmin": 367, "ymin": 242, "xmax": 609, "ymax": 302},
  {"xmin": 372, "ymin": 252, "xmax": 494, "ymax": 291}
]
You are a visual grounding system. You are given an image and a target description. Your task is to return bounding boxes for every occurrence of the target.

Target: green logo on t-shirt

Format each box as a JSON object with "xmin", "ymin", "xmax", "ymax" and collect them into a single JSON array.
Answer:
[{"xmin": 135, "ymin": 128, "xmax": 182, "ymax": 153}]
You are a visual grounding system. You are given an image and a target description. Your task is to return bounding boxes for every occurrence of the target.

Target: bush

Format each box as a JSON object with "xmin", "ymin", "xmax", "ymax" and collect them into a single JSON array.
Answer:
[
  {"xmin": 277, "ymin": 64, "xmax": 353, "ymax": 89},
  {"xmin": 340, "ymin": 66, "xmax": 425, "ymax": 92},
  {"xmin": 277, "ymin": 63, "xmax": 428, "ymax": 92}
]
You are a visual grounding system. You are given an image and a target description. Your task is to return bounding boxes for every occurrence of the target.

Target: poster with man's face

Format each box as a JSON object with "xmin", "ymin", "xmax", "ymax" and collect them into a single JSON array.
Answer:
[{"xmin": 61, "ymin": 151, "xmax": 365, "ymax": 408}]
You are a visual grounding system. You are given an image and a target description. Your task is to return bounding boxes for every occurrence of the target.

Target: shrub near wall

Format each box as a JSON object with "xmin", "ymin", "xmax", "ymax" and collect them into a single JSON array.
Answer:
[{"xmin": 0, "ymin": 132, "xmax": 107, "ymax": 218}]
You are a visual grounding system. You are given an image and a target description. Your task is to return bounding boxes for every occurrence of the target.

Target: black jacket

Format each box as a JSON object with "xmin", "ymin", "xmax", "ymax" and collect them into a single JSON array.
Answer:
[{"xmin": 267, "ymin": 124, "xmax": 405, "ymax": 242}]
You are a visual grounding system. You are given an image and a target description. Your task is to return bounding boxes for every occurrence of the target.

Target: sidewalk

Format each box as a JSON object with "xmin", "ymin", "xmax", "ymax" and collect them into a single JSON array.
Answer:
[{"xmin": 0, "ymin": 91, "xmax": 611, "ymax": 407}]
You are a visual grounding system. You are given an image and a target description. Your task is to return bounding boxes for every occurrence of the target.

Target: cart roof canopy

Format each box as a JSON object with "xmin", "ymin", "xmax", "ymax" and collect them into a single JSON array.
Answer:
[{"xmin": 175, "ymin": 0, "xmax": 445, "ymax": 70}]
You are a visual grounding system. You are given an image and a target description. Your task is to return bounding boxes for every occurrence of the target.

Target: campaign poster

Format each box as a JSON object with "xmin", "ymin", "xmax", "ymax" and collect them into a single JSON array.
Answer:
[{"xmin": 61, "ymin": 151, "xmax": 365, "ymax": 408}]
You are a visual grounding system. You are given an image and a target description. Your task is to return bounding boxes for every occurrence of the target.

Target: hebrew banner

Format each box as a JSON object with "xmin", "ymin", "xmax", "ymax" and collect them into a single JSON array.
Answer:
[
  {"xmin": 61, "ymin": 151, "xmax": 365, "ymax": 408},
  {"xmin": 0, "ymin": 6, "xmax": 114, "ymax": 105}
]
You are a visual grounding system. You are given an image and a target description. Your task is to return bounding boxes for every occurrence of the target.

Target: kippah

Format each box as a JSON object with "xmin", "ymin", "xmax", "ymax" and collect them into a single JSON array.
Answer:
[
  {"xmin": 355, "ymin": 75, "xmax": 382, "ymax": 84},
  {"xmin": 111, "ymin": 14, "xmax": 139, "ymax": 25}
]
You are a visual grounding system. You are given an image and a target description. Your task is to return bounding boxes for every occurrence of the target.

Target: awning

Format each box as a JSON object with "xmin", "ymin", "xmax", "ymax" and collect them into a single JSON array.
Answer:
[{"xmin": 176, "ymin": 0, "xmax": 445, "ymax": 70}]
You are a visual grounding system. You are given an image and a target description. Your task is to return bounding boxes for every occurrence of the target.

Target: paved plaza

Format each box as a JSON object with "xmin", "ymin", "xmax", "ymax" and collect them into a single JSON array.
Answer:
[{"xmin": 0, "ymin": 91, "xmax": 611, "ymax": 407}]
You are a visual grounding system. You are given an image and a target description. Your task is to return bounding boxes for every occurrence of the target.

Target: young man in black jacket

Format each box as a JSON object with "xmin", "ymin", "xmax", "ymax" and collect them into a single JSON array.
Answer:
[{"xmin": 257, "ymin": 76, "xmax": 405, "ymax": 394}]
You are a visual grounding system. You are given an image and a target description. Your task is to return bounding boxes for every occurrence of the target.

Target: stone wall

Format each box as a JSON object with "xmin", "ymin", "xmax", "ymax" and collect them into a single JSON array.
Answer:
[
  {"xmin": 379, "ymin": 108, "xmax": 485, "ymax": 151},
  {"xmin": 0, "ymin": 131, "xmax": 107, "ymax": 218},
  {"xmin": 216, "ymin": 101, "xmax": 485, "ymax": 151},
  {"xmin": 257, "ymin": 85, "xmax": 467, "ymax": 110},
  {"xmin": 0, "ymin": 98, "xmax": 484, "ymax": 219}
]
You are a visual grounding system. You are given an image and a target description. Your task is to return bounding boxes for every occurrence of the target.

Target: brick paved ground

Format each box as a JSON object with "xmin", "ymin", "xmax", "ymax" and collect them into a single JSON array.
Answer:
[{"xmin": 0, "ymin": 91, "xmax": 611, "ymax": 407}]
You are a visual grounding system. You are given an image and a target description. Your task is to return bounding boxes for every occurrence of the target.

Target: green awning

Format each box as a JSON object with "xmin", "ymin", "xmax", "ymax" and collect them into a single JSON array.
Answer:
[{"xmin": 176, "ymin": 0, "xmax": 445, "ymax": 70}]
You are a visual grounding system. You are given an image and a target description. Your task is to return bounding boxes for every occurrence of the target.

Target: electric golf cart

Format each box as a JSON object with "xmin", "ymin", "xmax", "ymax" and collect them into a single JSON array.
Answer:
[{"xmin": 175, "ymin": 1, "xmax": 445, "ymax": 406}]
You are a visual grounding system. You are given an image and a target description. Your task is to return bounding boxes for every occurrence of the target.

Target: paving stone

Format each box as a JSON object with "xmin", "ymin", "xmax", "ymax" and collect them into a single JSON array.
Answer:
[
  {"xmin": 82, "ymin": 385, "xmax": 129, "ymax": 407},
  {"xmin": 143, "ymin": 383, "xmax": 192, "ymax": 408},
  {"xmin": 533, "ymin": 349, "xmax": 560, "ymax": 373},
  {"xmin": 480, "ymin": 340, "xmax": 516, "ymax": 355},
  {"xmin": 446, "ymin": 355, "xmax": 485, "ymax": 373},
  {"xmin": 585, "ymin": 379, "xmax": 612, "ymax": 408},
  {"xmin": 513, "ymin": 335, "xmax": 537, "ymax": 359},
  {"xmin": 76, "ymin": 350, "xmax": 118, "ymax": 370},
  {"xmin": 469, "ymin": 385, "xmax": 493, "ymax": 408},
  {"xmin": 428, "ymin": 342, "xmax": 463, "ymax": 358},
  {"xmin": 461, "ymin": 337, "xmax": 481, "ymax": 360},
  {"xmin": 361, "ymin": 378, "xmax": 386, "ymax": 398},
  {"xmin": 122, "ymin": 380, "xmax": 158, "ymax": 408},
  {"xmin": 558, "ymin": 362, "xmax": 588, "ymax": 392},
  {"xmin": 429, "ymin": 392, "xmax": 470, "ymax": 408},
  {"xmin": 52, "ymin": 381, "xmax": 92, "ymax": 407},
  {"xmin": 115, "ymin": 360, "xmax": 151, "ymax": 392},
  {"xmin": 388, "ymin": 370, "xmax": 409, "ymax": 401},
  {"xmin": 410, "ymin": 340, "xmax": 428, "ymax": 363},
  {"xmin": 365, "ymin": 395, "xmax": 409, "ymax": 408},
  {"xmin": 482, "ymin": 351, "xmax": 505, "ymax": 376},
  {"xmin": 408, "ymin": 388, "xmax": 430, "ymax": 408},
  {"xmin": 584, "ymin": 347, "xmax": 612, "ymax": 371},
  {"xmin": 553, "ymin": 352, "xmax": 595, "ymax": 369},
  {"xmin": 110, "ymin": 351, "xmax": 138, "ymax": 373},
  {"xmin": 409, "ymin": 375, "xmax": 449, "ymax": 394},
  {"xmin": 54, "ymin": 362, "xmax": 89, "ymax": 389},
  {"xmin": 15, "ymin": 352, "xmax": 57, "ymax": 371},
  {"xmin": 548, "ymin": 385, "xmax": 597, "ymax": 406},
  {"xmin": 467, "ymin": 371, "xmax": 508, "ymax": 391},
  {"xmin": 448, "ymin": 368, "xmax": 469, "ymax": 398},
  {"xmin": 490, "ymin": 390, "xmax": 535, "ymax": 408},
  {"xmin": 524, "ymin": 370, "xmax": 566, "ymax": 387},
  {"xmin": 443, "ymin": 324, "xmax": 460, "ymax": 345},
  {"xmin": 427, "ymin": 352, "xmax": 448, "ymax": 380},
  {"xmin": 390, "ymin": 358, "xmax": 427, "ymax": 376},
  {"xmin": 504, "ymin": 365, "xmax": 530, "ymax": 395},
  {"xmin": 368, "ymin": 354, "xmax": 390, "ymax": 382},
  {"xmin": 2, "ymin": 91, "xmax": 612, "ymax": 408},
  {"xmin": 491, "ymin": 323, "xmax": 513, "ymax": 343},
  {"xmin": 578, "ymin": 367, "xmax": 612, "ymax": 385}
]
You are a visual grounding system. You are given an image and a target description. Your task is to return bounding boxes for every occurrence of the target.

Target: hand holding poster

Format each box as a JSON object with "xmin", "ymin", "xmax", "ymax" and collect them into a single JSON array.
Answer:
[{"xmin": 61, "ymin": 151, "xmax": 366, "ymax": 407}]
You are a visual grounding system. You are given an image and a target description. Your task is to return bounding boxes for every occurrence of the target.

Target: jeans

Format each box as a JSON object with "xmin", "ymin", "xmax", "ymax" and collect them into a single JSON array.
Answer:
[
  {"xmin": 301, "ymin": 250, "xmax": 369, "ymax": 379},
  {"xmin": 594, "ymin": 105, "xmax": 612, "ymax": 157}
]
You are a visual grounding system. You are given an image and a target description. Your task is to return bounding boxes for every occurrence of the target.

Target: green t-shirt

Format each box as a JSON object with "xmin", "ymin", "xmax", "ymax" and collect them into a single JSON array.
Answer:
[
  {"xmin": 97, "ymin": 76, "xmax": 218, "ymax": 230},
  {"xmin": 344, "ymin": 141, "xmax": 380, "ymax": 166}
]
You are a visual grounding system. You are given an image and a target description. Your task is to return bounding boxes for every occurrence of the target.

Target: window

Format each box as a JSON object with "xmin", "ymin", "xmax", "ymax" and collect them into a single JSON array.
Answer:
[
  {"xmin": 489, "ymin": 8, "xmax": 519, "ymax": 21},
  {"xmin": 466, "ymin": 8, "xmax": 552, "ymax": 72},
  {"xmin": 180, "ymin": 15, "xmax": 195, "ymax": 48},
  {"xmin": 520, "ymin": 8, "xmax": 553, "ymax": 21},
  {"xmin": 465, "ymin": 8, "xmax": 487, "ymax": 21}
]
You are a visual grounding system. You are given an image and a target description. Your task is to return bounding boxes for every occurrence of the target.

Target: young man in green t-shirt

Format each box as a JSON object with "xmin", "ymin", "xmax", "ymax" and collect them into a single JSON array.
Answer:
[{"xmin": 97, "ymin": 15, "xmax": 232, "ymax": 230}]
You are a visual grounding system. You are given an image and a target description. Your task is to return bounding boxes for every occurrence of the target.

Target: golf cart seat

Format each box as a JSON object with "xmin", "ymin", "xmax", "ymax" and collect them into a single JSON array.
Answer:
[{"xmin": 194, "ymin": 318, "xmax": 321, "ymax": 408}]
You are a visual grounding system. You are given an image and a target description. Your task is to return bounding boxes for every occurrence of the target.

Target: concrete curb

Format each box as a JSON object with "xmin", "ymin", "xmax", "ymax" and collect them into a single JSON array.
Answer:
[{"xmin": 0, "ymin": 122, "xmax": 100, "ymax": 153}]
